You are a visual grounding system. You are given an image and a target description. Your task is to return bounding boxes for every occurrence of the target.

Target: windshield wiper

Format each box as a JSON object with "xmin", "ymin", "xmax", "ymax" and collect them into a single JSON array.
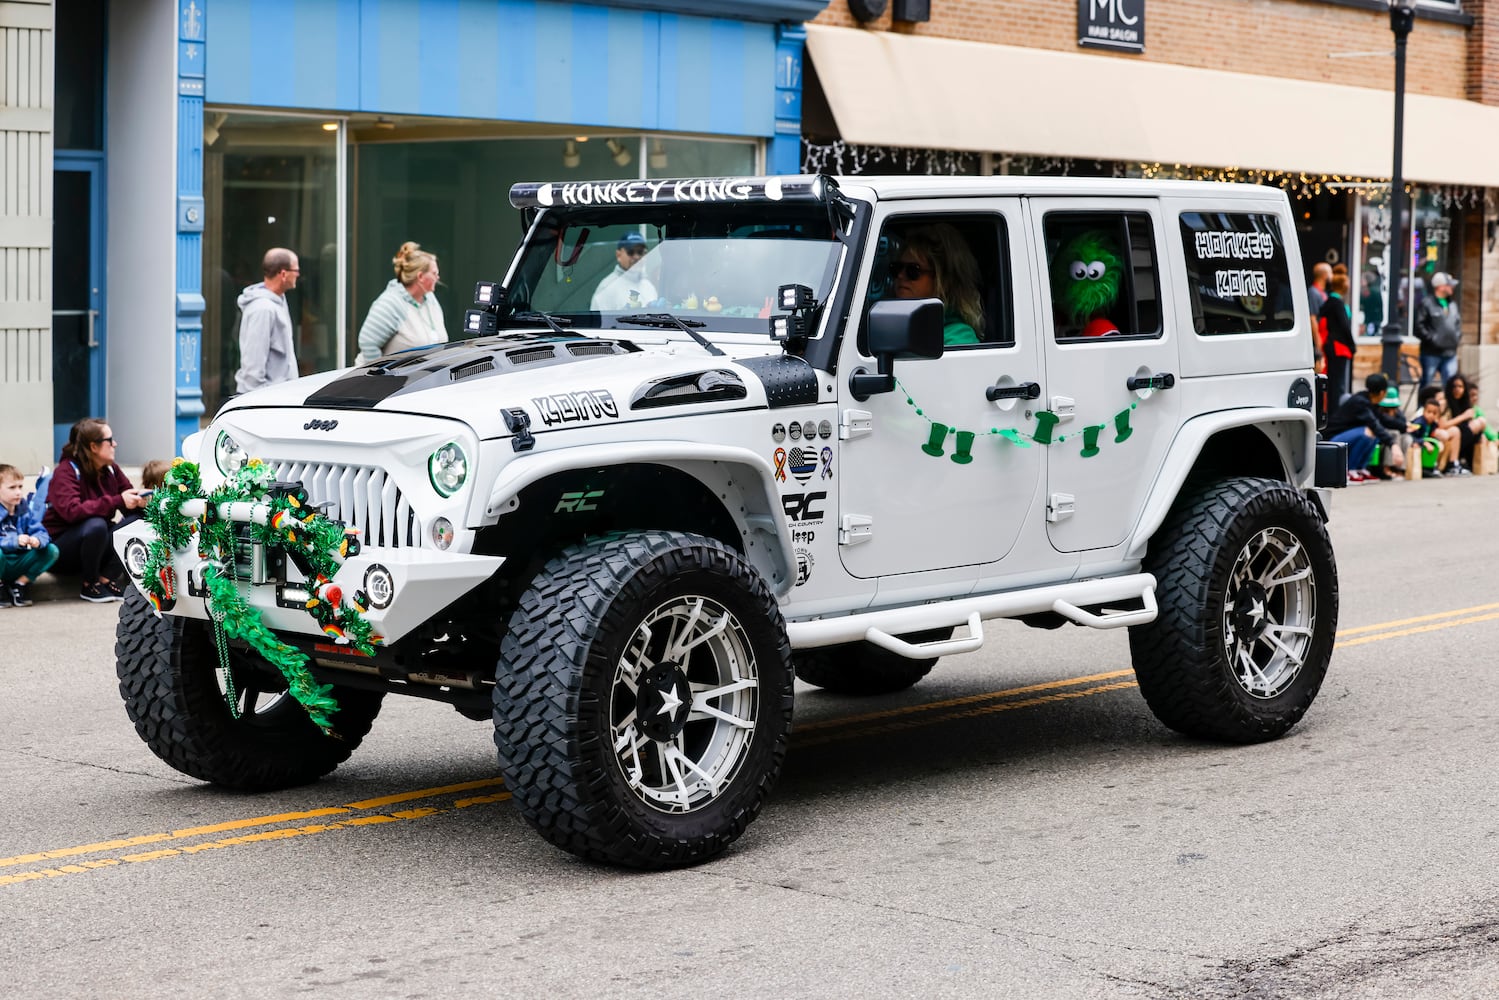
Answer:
[
  {"xmin": 509, "ymin": 309, "xmax": 573, "ymax": 337},
  {"xmin": 617, "ymin": 313, "xmax": 725, "ymax": 357}
]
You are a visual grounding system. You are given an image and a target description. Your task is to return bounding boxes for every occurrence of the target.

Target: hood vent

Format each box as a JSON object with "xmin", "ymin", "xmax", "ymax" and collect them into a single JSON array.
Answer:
[{"xmin": 450, "ymin": 358, "xmax": 495, "ymax": 381}]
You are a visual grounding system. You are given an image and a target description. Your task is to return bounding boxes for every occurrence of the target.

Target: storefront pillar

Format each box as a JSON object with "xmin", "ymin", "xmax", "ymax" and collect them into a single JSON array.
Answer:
[
  {"xmin": 176, "ymin": 0, "xmax": 207, "ymax": 453},
  {"xmin": 771, "ymin": 24, "xmax": 806, "ymax": 175}
]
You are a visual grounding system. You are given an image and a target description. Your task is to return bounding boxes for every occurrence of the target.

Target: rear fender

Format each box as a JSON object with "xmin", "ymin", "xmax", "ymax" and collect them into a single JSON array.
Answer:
[{"xmin": 1127, "ymin": 409, "xmax": 1314, "ymax": 561}]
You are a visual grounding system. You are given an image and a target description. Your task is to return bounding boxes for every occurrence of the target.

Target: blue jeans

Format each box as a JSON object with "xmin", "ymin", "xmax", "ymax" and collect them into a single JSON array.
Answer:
[
  {"xmin": 1331, "ymin": 428, "xmax": 1377, "ymax": 471},
  {"xmin": 1420, "ymin": 352, "xmax": 1458, "ymax": 389}
]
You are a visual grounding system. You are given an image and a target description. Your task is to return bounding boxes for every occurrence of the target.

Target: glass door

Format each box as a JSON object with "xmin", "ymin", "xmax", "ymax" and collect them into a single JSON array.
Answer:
[{"xmin": 52, "ymin": 157, "xmax": 105, "ymax": 455}]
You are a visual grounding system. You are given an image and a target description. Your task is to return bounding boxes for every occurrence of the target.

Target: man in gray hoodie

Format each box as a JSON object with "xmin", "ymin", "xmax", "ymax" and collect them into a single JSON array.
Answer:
[{"xmin": 234, "ymin": 247, "xmax": 301, "ymax": 394}]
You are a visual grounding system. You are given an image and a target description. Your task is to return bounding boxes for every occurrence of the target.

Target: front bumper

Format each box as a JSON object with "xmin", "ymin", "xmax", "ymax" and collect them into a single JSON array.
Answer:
[{"xmin": 113, "ymin": 515, "xmax": 502, "ymax": 646}]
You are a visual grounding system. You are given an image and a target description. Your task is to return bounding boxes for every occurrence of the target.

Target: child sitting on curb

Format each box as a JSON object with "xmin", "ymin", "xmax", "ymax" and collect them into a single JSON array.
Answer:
[
  {"xmin": 1411, "ymin": 387, "xmax": 1460, "ymax": 477},
  {"xmin": 0, "ymin": 463, "xmax": 59, "ymax": 608},
  {"xmin": 141, "ymin": 459, "xmax": 171, "ymax": 491}
]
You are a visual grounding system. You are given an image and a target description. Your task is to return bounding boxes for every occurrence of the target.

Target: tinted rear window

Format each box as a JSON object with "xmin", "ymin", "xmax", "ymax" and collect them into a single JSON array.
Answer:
[{"xmin": 1179, "ymin": 211, "xmax": 1295, "ymax": 336}]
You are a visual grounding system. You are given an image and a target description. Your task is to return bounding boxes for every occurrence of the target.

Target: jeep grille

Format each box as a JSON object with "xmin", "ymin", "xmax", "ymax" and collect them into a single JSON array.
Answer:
[{"xmin": 267, "ymin": 460, "xmax": 418, "ymax": 548}]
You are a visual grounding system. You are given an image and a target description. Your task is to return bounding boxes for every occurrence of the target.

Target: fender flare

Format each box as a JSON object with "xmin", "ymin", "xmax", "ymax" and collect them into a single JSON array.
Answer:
[
  {"xmin": 1126, "ymin": 407, "xmax": 1315, "ymax": 561},
  {"xmin": 482, "ymin": 441, "xmax": 795, "ymax": 595}
]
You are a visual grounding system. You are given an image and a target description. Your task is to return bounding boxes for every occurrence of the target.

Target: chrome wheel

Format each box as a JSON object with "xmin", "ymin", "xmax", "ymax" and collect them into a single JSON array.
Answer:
[
  {"xmin": 1221, "ymin": 526, "xmax": 1315, "ymax": 699},
  {"xmin": 611, "ymin": 595, "xmax": 760, "ymax": 813}
]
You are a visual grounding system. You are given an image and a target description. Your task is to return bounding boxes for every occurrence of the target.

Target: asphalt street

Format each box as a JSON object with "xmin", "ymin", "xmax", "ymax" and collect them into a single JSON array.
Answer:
[{"xmin": 2, "ymin": 475, "xmax": 1497, "ymax": 999}]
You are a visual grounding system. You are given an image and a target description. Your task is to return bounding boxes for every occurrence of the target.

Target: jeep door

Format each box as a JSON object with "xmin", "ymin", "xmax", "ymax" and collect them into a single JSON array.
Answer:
[
  {"xmin": 837, "ymin": 200, "xmax": 1045, "ymax": 579},
  {"xmin": 1028, "ymin": 200, "xmax": 1183, "ymax": 554}
]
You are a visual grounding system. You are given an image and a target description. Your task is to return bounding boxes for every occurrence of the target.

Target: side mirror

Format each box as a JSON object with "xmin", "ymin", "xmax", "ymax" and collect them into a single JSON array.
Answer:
[{"xmin": 851, "ymin": 298, "xmax": 945, "ymax": 399}]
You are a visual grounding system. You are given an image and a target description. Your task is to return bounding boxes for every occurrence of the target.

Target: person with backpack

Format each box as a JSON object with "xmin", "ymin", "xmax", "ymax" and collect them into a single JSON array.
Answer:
[
  {"xmin": 0, "ymin": 464, "xmax": 58, "ymax": 608},
  {"xmin": 1414, "ymin": 272, "xmax": 1461, "ymax": 389}
]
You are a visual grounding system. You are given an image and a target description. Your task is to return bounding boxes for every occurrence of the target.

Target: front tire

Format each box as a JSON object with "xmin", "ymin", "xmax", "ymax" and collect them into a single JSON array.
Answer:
[
  {"xmin": 1129, "ymin": 477, "xmax": 1338, "ymax": 743},
  {"xmin": 493, "ymin": 531, "xmax": 794, "ymax": 869},
  {"xmin": 115, "ymin": 587, "xmax": 384, "ymax": 790}
]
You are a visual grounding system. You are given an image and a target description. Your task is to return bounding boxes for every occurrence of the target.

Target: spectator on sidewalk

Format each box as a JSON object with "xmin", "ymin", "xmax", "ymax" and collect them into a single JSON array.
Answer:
[
  {"xmin": 1411, "ymin": 385, "xmax": 1460, "ymax": 477},
  {"xmin": 1323, "ymin": 373, "xmax": 1396, "ymax": 483},
  {"xmin": 1414, "ymin": 272, "xmax": 1461, "ymax": 388},
  {"xmin": 141, "ymin": 459, "xmax": 171, "ymax": 491},
  {"xmin": 358, "ymin": 242, "xmax": 447, "ymax": 363},
  {"xmin": 40, "ymin": 418, "xmax": 149, "ymax": 602},
  {"xmin": 1319, "ymin": 272, "xmax": 1356, "ymax": 405},
  {"xmin": 1440, "ymin": 374, "xmax": 1488, "ymax": 474},
  {"xmin": 1373, "ymin": 387, "xmax": 1410, "ymax": 479},
  {"xmin": 1307, "ymin": 262, "xmax": 1330, "ymax": 364},
  {"xmin": 0, "ymin": 464, "xmax": 58, "ymax": 608},
  {"xmin": 233, "ymin": 247, "xmax": 301, "ymax": 394}
]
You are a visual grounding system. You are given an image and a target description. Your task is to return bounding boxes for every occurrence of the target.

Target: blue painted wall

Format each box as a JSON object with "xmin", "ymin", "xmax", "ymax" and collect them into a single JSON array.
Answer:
[{"xmin": 206, "ymin": 0, "xmax": 779, "ymax": 137}]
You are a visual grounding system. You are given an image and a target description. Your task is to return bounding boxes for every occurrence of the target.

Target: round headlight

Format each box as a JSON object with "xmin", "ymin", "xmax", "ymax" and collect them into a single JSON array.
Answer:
[
  {"xmin": 214, "ymin": 430, "xmax": 247, "ymax": 475},
  {"xmin": 428, "ymin": 442, "xmax": 468, "ymax": 497}
]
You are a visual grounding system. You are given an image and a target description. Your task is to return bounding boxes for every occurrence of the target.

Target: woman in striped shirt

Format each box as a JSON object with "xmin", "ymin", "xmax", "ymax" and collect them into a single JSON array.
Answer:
[{"xmin": 357, "ymin": 242, "xmax": 448, "ymax": 363}]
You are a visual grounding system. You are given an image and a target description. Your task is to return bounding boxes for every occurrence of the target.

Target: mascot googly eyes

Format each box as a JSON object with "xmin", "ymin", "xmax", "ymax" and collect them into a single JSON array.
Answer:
[{"xmin": 1053, "ymin": 233, "xmax": 1123, "ymax": 337}]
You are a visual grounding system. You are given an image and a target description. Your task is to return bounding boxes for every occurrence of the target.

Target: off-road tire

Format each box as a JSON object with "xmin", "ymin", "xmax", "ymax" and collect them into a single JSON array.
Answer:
[
  {"xmin": 493, "ymin": 531, "xmax": 794, "ymax": 869},
  {"xmin": 794, "ymin": 628, "xmax": 951, "ymax": 696},
  {"xmin": 115, "ymin": 587, "xmax": 384, "ymax": 790},
  {"xmin": 1129, "ymin": 477, "xmax": 1337, "ymax": 743}
]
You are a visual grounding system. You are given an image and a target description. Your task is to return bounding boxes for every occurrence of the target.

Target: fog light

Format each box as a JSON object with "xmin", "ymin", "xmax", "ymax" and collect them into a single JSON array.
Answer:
[
  {"xmin": 430, "ymin": 517, "xmax": 455, "ymax": 550},
  {"xmin": 124, "ymin": 538, "xmax": 151, "ymax": 579},
  {"xmin": 363, "ymin": 564, "xmax": 394, "ymax": 609}
]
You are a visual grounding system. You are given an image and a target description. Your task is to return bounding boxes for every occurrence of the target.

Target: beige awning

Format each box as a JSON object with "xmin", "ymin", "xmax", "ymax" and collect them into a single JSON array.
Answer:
[{"xmin": 804, "ymin": 24, "xmax": 1499, "ymax": 188}]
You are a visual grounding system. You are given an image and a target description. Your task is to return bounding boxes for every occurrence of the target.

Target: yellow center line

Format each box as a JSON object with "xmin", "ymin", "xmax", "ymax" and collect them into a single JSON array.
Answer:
[
  {"xmin": 0, "ymin": 790, "xmax": 512, "ymax": 888},
  {"xmin": 0, "ymin": 780, "xmax": 505, "ymax": 870},
  {"xmin": 5, "ymin": 600, "xmax": 1493, "ymax": 887},
  {"xmin": 1337, "ymin": 601, "xmax": 1499, "ymax": 637},
  {"xmin": 1335, "ymin": 611, "xmax": 1499, "ymax": 648}
]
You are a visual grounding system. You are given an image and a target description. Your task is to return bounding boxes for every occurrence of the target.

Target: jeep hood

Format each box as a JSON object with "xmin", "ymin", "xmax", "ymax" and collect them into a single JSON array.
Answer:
[{"xmin": 219, "ymin": 331, "xmax": 818, "ymax": 439}]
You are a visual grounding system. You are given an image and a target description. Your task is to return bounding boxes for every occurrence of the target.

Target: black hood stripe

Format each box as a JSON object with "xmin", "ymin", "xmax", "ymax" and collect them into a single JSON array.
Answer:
[{"xmin": 304, "ymin": 335, "xmax": 630, "ymax": 409}]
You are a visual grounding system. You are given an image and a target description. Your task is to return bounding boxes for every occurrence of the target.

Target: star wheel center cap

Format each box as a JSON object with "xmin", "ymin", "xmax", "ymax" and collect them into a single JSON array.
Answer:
[
  {"xmin": 634, "ymin": 662, "xmax": 693, "ymax": 741},
  {"xmin": 1231, "ymin": 582, "xmax": 1272, "ymax": 643}
]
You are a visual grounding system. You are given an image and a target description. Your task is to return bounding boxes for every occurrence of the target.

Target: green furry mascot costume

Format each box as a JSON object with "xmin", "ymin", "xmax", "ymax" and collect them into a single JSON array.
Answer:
[{"xmin": 1053, "ymin": 232, "xmax": 1124, "ymax": 337}]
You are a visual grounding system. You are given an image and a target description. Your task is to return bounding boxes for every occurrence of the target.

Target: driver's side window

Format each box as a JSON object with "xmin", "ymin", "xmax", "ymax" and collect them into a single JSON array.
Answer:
[{"xmin": 864, "ymin": 215, "xmax": 1013, "ymax": 351}]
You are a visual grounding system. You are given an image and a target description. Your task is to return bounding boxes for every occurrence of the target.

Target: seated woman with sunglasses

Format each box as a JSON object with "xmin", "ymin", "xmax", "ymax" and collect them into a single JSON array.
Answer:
[
  {"xmin": 888, "ymin": 224, "xmax": 984, "ymax": 346},
  {"xmin": 41, "ymin": 417, "xmax": 149, "ymax": 602}
]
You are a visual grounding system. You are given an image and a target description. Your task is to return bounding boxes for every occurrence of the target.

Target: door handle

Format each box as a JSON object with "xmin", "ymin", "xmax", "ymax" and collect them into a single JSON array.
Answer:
[
  {"xmin": 1126, "ymin": 372, "xmax": 1176, "ymax": 392},
  {"xmin": 985, "ymin": 381, "xmax": 1041, "ymax": 402},
  {"xmin": 53, "ymin": 309, "xmax": 100, "ymax": 348}
]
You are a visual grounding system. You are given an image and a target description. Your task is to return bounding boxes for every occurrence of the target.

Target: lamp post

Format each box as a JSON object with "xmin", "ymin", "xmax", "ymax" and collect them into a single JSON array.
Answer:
[{"xmin": 1380, "ymin": 0, "xmax": 1417, "ymax": 383}]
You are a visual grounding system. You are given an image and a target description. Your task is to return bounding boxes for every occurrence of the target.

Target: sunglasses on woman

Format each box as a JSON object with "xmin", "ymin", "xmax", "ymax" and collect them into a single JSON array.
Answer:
[{"xmin": 889, "ymin": 261, "xmax": 932, "ymax": 281}]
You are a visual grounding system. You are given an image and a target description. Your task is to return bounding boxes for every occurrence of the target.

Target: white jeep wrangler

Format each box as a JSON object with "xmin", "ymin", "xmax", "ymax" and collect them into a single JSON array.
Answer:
[{"xmin": 114, "ymin": 175, "xmax": 1342, "ymax": 869}]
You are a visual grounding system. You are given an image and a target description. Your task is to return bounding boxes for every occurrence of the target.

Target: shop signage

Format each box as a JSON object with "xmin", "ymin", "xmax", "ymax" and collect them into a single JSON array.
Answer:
[{"xmin": 1078, "ymin": 0, "xmax": 1145, "ymax": 54}]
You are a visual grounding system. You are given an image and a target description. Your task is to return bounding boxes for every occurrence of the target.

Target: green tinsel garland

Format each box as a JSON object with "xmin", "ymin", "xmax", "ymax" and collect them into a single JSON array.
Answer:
[{"xmin": 139, "ymin": 459, "xmax": 384, "ymax": 732}]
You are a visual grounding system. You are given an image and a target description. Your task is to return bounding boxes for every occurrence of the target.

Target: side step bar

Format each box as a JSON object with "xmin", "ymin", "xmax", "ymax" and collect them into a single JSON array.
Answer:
[{"xmin": 786, "ymin": 573, "xmax": 1158, "ymax": 660}]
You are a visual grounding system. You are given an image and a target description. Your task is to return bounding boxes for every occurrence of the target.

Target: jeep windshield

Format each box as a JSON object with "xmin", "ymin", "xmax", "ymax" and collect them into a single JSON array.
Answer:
[{"xmin": 501, "ymin": 201, "xmax": 844, "ymax": 337}]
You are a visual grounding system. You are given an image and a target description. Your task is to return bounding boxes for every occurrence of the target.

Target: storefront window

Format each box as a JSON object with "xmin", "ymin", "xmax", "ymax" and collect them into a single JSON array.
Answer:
[
  {"xmin": 1410, "ymin": 190, "xmax": 1460, "ymax": 322},
  {"xmin": 352, "ymin": 135, "xmax": 755, "ymax": 359},
  {"xmin": 202, "ymin": 112, "xmax": 339, "ymax": 418},
  {"xmin": 1353, "ymin": 191, "xmax": 1390, "ymax": 339}
]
